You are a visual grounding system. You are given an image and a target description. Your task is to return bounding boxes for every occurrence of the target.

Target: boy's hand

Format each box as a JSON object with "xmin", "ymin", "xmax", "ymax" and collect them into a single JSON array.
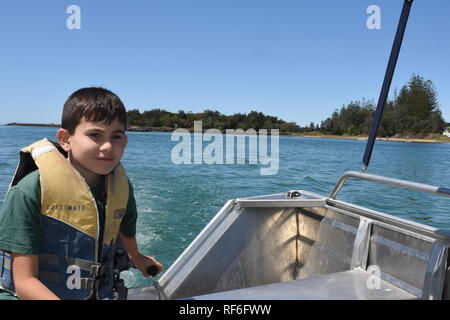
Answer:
[
  {"xmin": 119, "ymin": 232, "xmax": 163, "ymax": 277},
  {"xmin": 132, "ymin": 253, "xmax": 163, "ymax": 278}
]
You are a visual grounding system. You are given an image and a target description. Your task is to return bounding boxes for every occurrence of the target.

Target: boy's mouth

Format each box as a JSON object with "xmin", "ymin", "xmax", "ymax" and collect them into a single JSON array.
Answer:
[{"xmin": 96, "ymin": 157, "xmax": 114, "ymax": 162}]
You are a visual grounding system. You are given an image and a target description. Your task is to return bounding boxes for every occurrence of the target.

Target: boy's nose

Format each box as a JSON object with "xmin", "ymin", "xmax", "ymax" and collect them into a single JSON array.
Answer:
[{"xmin": 99, "ymin": 140, "xmax": 113, "ymax": 152}]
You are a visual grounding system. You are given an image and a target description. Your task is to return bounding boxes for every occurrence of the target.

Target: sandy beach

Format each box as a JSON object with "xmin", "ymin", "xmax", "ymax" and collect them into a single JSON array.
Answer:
[{"xmin": 295, "ymin": 133, "xmax": 450, "ymax": 143}]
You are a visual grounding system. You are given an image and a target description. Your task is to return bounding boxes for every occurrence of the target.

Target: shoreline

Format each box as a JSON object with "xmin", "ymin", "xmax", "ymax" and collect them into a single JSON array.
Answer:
[
  {"xmin": 4, "ymin": 123, "xmax": 449, "ymax": 143},
  {"xmin": 295, "ymin": 134, "xmax": 447, "ymax": 143},
  {"xmin": 5, "ymin": 122, "xmax": 60, "ymax": 127}
]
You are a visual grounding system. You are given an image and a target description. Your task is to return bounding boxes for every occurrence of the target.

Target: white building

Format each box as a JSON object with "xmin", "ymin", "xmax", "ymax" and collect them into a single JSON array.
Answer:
[{"xmin": 444, "ymin": 128, "xmax": 450, "ymax": 138}]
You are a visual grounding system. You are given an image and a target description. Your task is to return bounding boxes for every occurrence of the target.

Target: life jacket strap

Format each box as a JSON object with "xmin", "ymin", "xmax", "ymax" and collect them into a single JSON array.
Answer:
[
  {"xmin": 40, "ymin": 254, "xmax": 107, "ymax": 278},
  {"xmin": 38, "ymin": 272, "xmax": 102, "ymax": 290},
  {"xmin": 38, "ymin": 270, "xmax": 60, "ymax": 283},
  {"xmin": 67, "ymin": 257, "xmax": 106, "ymax": 277},
  {"xmin": 2, "ymin": 251, "xmax": 11, "ymax": 270}
]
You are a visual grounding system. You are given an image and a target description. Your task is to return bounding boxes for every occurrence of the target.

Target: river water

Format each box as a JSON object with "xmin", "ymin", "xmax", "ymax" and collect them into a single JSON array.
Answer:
[{"xmin": 1, "ymin": 125, "xmax": 449, "ymax": 288}]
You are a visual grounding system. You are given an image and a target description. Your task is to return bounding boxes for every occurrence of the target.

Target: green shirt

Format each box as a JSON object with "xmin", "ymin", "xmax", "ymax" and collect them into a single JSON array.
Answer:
[{"xmin": 0, "ymin": 169, "xmax": 138, "ymax": 299}]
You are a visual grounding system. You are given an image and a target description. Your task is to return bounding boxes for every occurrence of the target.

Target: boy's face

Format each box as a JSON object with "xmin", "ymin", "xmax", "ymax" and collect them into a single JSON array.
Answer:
[{"xmin": 58, "ymin": 117, "xmax": 128, "ymax": 186}]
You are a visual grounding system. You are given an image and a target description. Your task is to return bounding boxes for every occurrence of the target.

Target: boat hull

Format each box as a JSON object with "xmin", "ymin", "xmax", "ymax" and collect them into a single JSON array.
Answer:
[{"xmin": 128, "ymin": 190, "xmax": 450, "ymax": 300}]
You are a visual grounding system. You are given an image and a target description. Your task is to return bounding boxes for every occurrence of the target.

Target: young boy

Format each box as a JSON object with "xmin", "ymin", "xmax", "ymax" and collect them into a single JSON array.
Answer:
[{"xmin": 0, "ymin": 87, "xmax": 162, "ymax": 300}]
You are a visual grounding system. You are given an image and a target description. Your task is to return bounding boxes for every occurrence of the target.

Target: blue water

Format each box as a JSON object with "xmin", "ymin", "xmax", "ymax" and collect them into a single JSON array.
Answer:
[{"xmin": 1, "ymin": 125, "xmax": 450, "ymax": 288}]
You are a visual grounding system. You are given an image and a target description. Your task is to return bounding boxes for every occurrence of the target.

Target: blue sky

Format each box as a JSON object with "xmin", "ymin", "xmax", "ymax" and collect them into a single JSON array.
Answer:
[{"xmin": 0, "ymin": 0, "xmax": 449, "ymax": 127}]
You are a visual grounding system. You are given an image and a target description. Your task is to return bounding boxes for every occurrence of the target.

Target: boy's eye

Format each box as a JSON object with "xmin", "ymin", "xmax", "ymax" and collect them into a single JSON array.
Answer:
[
  {"xmin": 113, "ymin": 135, "xmax": 124, "ymax": 139},
  {"xmin": 89, "ymin": 133, "xmax": 100, "ymax": 138}
]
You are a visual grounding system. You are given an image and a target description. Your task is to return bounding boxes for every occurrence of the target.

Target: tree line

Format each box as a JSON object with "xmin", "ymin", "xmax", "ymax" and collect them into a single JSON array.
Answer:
[
  {"xmin": 127, "ymin": 74, "xmax": 448, "ymax": 136},
  {"xmin": 319, "ymin": 74, "xmax": 447, "ymax": 137},
  {"xmin": 127, "ymin": 109, "xmax": 310, "ymax": 133}
]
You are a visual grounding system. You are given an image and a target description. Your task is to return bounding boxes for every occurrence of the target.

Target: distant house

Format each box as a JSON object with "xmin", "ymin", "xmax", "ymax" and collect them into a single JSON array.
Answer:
[{"xmin": 444, "ymin": 127, "xmax": 450, "ymax": 138}]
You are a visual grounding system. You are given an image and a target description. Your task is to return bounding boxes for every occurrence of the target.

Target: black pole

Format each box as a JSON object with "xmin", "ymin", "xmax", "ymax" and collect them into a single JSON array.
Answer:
[{"xmin": 362, "ymin": 0, "xmax": 413, "ymax": 172}]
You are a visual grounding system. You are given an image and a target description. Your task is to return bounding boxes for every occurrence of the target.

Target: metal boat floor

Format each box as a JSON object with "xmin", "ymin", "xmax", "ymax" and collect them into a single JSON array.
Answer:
[
  {"xmin": 190, "ymin": 268, "xmax": 418, "ymax": 300},
  {"xmin": 128, "ymin": 285, "xmax": 161, "ymax": 300}
]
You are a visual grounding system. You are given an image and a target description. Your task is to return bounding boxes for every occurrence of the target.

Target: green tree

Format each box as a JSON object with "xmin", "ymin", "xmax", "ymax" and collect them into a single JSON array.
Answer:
[{"xmin": 394, "ymin": 74, "xmax": 445, "ymax": 134}]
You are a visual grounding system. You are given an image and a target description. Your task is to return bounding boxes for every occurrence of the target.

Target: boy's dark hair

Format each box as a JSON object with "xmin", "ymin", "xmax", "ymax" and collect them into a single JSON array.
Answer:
[{"xmin": 62, "ymin": 87, "xmax": 127, "ymax": 134}]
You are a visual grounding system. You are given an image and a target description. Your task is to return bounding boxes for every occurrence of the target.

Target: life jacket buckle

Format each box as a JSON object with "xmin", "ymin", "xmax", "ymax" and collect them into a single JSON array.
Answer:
[
  {"xmin": 80, "ymin": 278, "xmax": 100, "ymax": 290},
  {"xmin": 90, "ymin": 264, "xmax": 106, "ymax": 277}
]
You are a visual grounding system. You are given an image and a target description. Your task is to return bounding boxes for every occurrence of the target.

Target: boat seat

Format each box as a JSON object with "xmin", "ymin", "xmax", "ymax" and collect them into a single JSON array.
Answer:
[{"xmin": 189, "ymin": 268, "xmax": 418, "ymax": 300}]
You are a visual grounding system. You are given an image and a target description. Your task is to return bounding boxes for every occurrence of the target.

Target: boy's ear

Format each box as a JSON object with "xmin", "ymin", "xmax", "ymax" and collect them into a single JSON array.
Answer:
[{"xmin": 57, "ymin": 128, "xmax": 71, "ymax": 152}]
